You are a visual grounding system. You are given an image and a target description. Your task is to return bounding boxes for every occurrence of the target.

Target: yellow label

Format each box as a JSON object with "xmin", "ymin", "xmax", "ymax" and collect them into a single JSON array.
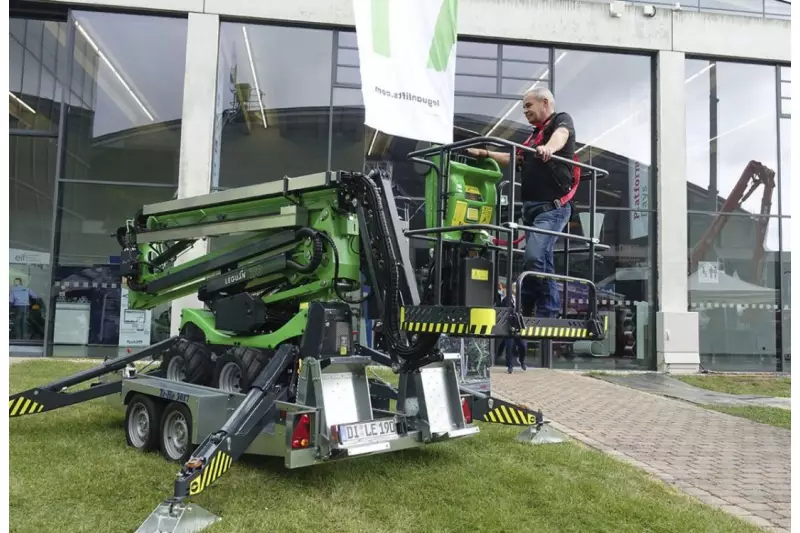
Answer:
[
  {"xmin": 452, "ymin": 201, "xmax": 467, "ymax": 225},
  {"xmin": 471, "ymin": 268, "xmax": 489, "ymax": 281},
  {"xmin": 465, "ymin": 185, "xmax": 480, "ymax": 194},
  {"xmin": 479, "ymin": 206, "xmax": 493, "ymax": 224},
  {"xmin": 466, "ymin": 207, "xmax": 480, "ymax": 221},
  {"xmin": 469, "ymin": 307, "xmax": 496, "ymax": 330}
]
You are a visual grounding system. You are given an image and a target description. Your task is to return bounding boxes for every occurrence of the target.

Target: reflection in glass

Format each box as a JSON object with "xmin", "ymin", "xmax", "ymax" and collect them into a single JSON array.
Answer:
[
  {"xmin": 10, "ymin": 136, "xmax": 57, "ymax": 344},
  {"xmin": 552, "ymin": 208, "xmax": 654, "ymax": 370},
  {"xmin": 331, "ymin": 87, "xmax": 365, "ymax": 172},
  {"xmin": 9, "ymin": 19, "xmax": 68, "ymax": 131},
  {"xmin": 779, "ymin": 118, "xmax": 790, "ymax": 216},
  {"xmin": 215, "ymin": 23, "xmax": 333, "ymax": 189},
  {"xmin": 685, "ymin": 59, "xmax": 779, "ymax": 215},
  {"xmin": 454, "ymin": 44, "xmax": 550, "ymax": 98},
  {"xmin": 63, "ymin": 12, "xmax": 187, "ymax": 185},
  {"xmin": 688, "ymin": 213, "xmax": 783, "ymax": 370},
  {"xmin": 554, "ymin": 49, "xmax": 652, "ymax": 210},
  {"xmin": 780, "ymin": 218, "xmax": 790, "ymax": 369},
  {"xmin": 54, "ymin": 183, "xmax": 175, "ymax": 350}
]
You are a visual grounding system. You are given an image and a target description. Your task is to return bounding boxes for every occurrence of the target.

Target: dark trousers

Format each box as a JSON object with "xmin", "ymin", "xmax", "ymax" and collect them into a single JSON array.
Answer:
[{"xmin": 504, "ymin": 337, "xmax": 527, "ymax": 370}]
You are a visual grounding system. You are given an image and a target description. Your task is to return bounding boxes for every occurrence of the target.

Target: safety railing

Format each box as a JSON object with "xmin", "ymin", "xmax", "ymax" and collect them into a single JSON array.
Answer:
[{"xmin": 406, "ymin": 136, "xmax": 609, "ymax": 319}]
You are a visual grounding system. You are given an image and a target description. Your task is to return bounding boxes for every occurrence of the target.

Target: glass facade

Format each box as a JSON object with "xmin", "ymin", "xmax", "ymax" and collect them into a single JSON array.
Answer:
[
  {"xmin": 6, "ymin": 9, "xmax": 790, "ymax": 373},
  {"xmin": 9, "ymin": 18, "xmax": 67, "ymax": 348},
  {"xmin": 685, "ymin": 59, "xmax": 791, "ymax": 372},
  {"xmin": 9, "ymin": 12, "xmax": 187, "ymax": 357},
  {"xmin": 551, "ymin": 50, "xmax": 655, "ymax": 370}
]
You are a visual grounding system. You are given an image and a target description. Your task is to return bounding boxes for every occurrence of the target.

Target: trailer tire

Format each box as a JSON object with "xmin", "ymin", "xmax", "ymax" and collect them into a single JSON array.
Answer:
[
  {"xmin": 159, "ymin": 402, "xmax": 194, "ymax": 463},
  {"xmin": 125, "ymin": 394, "xmax": 162, "ymax": 452},
  {"xmin": 162, "ymin": 339, "xmax": 214, "ymax": 386},
  {"xmin": 212, "ymin": 347, "xmax": 273, "ymax": 393}
]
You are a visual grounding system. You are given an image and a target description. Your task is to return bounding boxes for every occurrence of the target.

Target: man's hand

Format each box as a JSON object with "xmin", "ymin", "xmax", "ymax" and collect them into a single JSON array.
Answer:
[
  {"xmin": 535, "ymin": 145, "xmax": 553, "ymax": 161},
  {"xmin": 467, "ymin": 148, "xmax": 486, "ymax": 158}
]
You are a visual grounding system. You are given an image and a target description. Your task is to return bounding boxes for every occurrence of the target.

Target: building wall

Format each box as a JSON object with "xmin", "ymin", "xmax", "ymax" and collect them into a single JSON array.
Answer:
[
  {"xmin": 34, "ymin": 0, "xmax": 792, "ymax": 62},
  {"xmin": 9, "ymin": 0, "xmax": 791, "ymax": 372}
]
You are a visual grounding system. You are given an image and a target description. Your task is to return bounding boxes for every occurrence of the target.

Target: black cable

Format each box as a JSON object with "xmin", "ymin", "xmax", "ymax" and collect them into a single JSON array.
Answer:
[
  {"xmin": 356, "ymin": 172, "xmax": 439, "ymax": 361},
  {"xmin": 317, "ymin": 231, "xmax": 369, "ymax": 305},
  {"xmin": 286, "ymin": 228, "xmax": 323, "ymax": 273}
]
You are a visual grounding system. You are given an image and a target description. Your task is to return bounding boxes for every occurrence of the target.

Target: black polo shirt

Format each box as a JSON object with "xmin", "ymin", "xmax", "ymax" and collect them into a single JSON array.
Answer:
[{"xmin": 519, "ymin": 112, "xmax": 576, "ymax": 203}]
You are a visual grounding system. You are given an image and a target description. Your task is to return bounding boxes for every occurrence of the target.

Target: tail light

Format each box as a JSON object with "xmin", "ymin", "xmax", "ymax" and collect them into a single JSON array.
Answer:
[
  {"xmin": 461, "ymin": 397, "xmax": 473, "ymax": 424},
  {"xmin": 291, "ymin": 414, "xmax": 311, "ymax": 449}
]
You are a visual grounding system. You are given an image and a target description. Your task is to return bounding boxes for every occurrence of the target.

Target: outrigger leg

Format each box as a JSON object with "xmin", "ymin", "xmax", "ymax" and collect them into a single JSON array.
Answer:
[
  {"xmin": 8, "ymin": 337, "xmax": 179, "ymax": 418},
  {"xmin": 136, "ymin": 344, "xmax": 298, "ymax": 533}
]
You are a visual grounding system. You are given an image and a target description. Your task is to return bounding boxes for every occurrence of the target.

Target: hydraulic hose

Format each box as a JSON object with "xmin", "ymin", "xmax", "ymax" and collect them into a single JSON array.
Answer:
[
  {"xmin": 356, "ymin": 172, "xmax": 439, "ymax": 362},
  {"xmin": 317, "ymin": 231, "xmax": 368, "ymax": 305},
  {"xmin": 287, "ymin": 228, "xmax": 324, "ymax": 273}
]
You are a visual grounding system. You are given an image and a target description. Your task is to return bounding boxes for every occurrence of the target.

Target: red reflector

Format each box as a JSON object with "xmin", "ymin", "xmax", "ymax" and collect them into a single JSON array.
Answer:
[
  {"xmin": 461, "ymin": 397, "xmax": 472, "ymax": 424},
  {"xmin": 291, "ymin": 414, "xmax": 311, "ymax": 449}
]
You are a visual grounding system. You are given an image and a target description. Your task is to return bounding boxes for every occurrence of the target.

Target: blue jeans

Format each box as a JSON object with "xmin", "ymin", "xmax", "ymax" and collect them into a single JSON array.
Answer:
[{"xmin": 520, "ymin": 201, "xmax": 572, "ymax": 317}]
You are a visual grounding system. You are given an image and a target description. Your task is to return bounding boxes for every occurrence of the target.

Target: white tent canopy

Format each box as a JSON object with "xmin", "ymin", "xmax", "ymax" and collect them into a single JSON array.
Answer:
[{"xmin": 688, "ymin": 271, "xmax": 777, "ymax": 305}]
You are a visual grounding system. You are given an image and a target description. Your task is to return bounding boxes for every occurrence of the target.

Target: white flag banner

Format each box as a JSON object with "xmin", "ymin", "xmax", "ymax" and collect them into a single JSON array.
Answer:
[
  {"xmin": 628, "ymin": 160, "xmax": 650, "ymax": 240},
  {"xmin": 352, "ymin": 0, "xmax": 459, "ymax": 145}
]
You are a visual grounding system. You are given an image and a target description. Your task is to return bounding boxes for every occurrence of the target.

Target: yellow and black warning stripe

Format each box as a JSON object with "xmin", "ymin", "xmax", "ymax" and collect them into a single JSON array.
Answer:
[
  {"xmin": 482, "ymin": 404, "xmax": 536, "ymax": 426},
  {"xmin": 9, "ymin": 396, "xmax": 45, "ymax": 417},
  {"xmin": 403, "ymin": 322, "xmax": 469, "ymax": 334},
  {"xmin": 521, "ymin": 326, "xmax": 591, "ymax": 338},
  {"xmin": 189, "ymin": 451, "xmax": 233, "ymax": 496}
]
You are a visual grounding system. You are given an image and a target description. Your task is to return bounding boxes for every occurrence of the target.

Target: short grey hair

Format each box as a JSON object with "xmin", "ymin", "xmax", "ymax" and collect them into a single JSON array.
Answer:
[{"xmin": 524, "ymin": 87, "xmax": 555, "ymax": 107}]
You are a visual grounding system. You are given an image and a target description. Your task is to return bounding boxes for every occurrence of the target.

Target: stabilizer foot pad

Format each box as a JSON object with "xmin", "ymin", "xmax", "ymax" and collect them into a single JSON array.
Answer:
[
  {"xmin": 516, "ymin": 422, "xmax": 568, "ymax": 445},
  {"xmin": 135, "ymin": 501, "xmax": 220, "ymax": 533}
]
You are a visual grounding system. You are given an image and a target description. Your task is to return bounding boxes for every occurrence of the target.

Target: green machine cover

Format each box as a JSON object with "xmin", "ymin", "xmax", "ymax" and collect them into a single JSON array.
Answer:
[{"xmin": 424, "ymin": 155, "xmax": 503, "ymax": 244}]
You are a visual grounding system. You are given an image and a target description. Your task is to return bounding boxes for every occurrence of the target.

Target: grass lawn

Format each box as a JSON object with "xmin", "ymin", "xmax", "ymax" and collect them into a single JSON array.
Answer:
[
  {"xmin": 10, "ymin": 360, "xmax": 764, "ymax": 533},
  {"xmin": 677, "ymin": 374, "xmax": 791, "ymax": 397},
  {"xmin": 704, "ymin": 405, "xmax": 791, "ymax": 430}
]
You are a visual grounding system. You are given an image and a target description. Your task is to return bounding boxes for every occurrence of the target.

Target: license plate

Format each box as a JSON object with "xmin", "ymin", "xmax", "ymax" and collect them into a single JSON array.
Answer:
[{"xmin": 338, "ymin": 418, "xmax": 397, "ymax": 445}]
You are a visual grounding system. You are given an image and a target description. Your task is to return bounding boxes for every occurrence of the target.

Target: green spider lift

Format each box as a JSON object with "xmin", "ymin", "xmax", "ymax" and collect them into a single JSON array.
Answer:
[{"xmin": 9, "ymin": 134, "xmax": 608, "ymax": 533}]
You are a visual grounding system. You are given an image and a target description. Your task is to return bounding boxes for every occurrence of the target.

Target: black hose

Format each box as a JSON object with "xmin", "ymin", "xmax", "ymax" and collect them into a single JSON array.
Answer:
[
  {"xmin": 356, "ymin": 173, "xmax": 439, "ymax": 361},
  {"xmin": 317, "ymin": 231, "xmax": 369, "ymax": 305},
  {"xmin": 287, "ymin": 228, "xmax": 323, "ymax": 273}
]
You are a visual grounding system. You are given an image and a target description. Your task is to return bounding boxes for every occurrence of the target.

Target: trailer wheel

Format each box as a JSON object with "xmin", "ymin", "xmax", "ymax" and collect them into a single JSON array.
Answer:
[
  {"xmin": 161, "ymin": 339, "xmax": 214, "ymax": 386},
  {"xmin": 213, "ymin": 347, "xmax": 273, "ymax": 393},
  {"xmin": 125, "ymin": 394, "xmax": 162, "ymax": 452},
  {"xmin": 160, "ymin": 402, "xmax": 194, "ymax": 463}
]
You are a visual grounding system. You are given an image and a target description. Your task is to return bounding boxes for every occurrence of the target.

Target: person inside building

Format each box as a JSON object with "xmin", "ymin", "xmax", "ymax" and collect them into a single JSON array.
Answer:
[
  {"xmin": 501, "ymin": 283, "xmax": 527, "ymax": 373},
  {"xmin": 9, "ymin": 277, "xmax": 38, "ymax": 340},
  {"xmin": 468, "ymin": 87, "xmax": 576, "ymax": 318}
]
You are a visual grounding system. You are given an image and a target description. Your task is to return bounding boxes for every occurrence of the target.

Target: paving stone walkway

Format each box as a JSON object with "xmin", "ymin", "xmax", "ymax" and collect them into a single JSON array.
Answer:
[
  {"xmin": 492, "ymin": 368, "xmax": 791, "ymax": 532},
  {"xmin": 593, "ymin": 372, "xmax": 791, "ymax": 410}
]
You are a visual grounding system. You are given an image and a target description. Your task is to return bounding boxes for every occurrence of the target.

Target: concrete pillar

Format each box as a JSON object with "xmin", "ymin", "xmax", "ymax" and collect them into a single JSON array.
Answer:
[
  {"xmin": 169, "ymin": 12, "xmax": 220, "ymax": 336},
  {"xmin": 655, "ymin": 50, "xmax": 700, "ymax": 373}
]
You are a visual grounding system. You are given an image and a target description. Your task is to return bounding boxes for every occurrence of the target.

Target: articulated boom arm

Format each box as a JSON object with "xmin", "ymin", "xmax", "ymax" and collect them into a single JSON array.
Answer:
[
  {"xmin": 115, "ymin": 172, "xmax": 360, "ymax": 311},
  {"xmin": 114, "ymin": 169, "xmax": 437, "ymax": 366},
  {"xmin": 689, "ymin": 160, "xmax": 775, "ymax": 282}
]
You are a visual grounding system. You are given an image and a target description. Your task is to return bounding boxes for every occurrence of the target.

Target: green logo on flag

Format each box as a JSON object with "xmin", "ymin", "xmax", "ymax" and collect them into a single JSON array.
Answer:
[{"xmin": 371, "ymin": 0, "xmax": 458, "ymax": 73}]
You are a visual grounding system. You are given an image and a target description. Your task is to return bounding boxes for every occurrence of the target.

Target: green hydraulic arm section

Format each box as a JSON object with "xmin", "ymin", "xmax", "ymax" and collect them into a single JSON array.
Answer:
[{"xmin": 116, "ymin": 172, "xmax": 362, "ymax": 351}]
